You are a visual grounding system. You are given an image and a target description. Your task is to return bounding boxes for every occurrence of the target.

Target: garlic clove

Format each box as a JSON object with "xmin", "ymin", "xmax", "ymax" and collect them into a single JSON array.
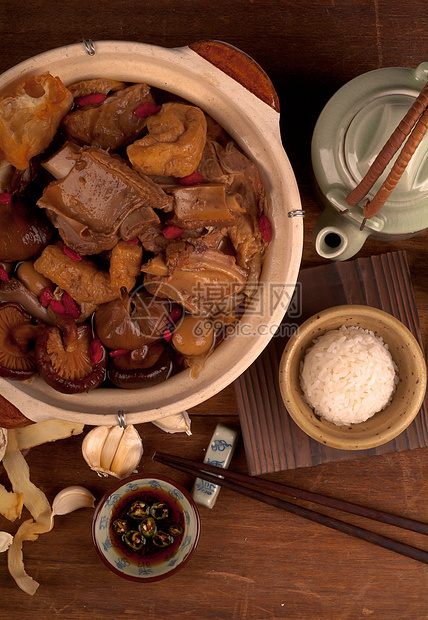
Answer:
[
  {"xmin": 82, "ymin": 425, "xmax": 110, "ymax": 471},
  {"xmin": 0, "ymin": 531, "xmax": 13, "ymax": 553},
  {"xmin": 52, "ymin": 486, "xmax": 95, "ymax": 517},
  {"xmin": 0, "ymin": 427, "xmax": 7, "ymax": 462},
  {"xmin": 82, "ymin": 424, "xmax": 143, "ymax": 479},
  {"xmin": 99, "ymin": 425, "xmax": 124, "ymax": 471},
  {"xmin": 110, "ymin": 424, "xmax": 144, "ymax": 479},
  {"xmin": 151, "ymin": 411, "xmax": 192, "ymax": 435}
]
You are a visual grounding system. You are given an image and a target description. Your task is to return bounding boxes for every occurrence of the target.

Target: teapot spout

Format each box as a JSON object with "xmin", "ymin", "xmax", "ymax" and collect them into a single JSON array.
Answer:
[{"xmin": 313, "ymin": 208, "xmax": 370, "ymax": 261}]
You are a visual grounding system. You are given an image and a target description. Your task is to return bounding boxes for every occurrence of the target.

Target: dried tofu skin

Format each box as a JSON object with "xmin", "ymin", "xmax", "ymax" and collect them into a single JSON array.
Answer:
[
  {"xmin": 0, "ymin": 72, "xmax": 73, "ymax": 170},
  {"xmin": 109, "ymin": 239, "xmax": 143, "ymax": 292},
  {"xmin": 34, "ymin": 244, "xmax": 119, "ymax": 305},
  {"xmin": 127, "ymin": 102, "xmax": 207, "ymax": 177}
]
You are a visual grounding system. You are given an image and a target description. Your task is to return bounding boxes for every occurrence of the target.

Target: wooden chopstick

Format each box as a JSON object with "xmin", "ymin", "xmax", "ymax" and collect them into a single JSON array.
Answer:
[
  {"xmin": 153, "ymin": 451, "xmax": 428, "ymax": 565},
  {"xmin": 155, "ymin": 451, "xmax": 428, "ymax": 534}
]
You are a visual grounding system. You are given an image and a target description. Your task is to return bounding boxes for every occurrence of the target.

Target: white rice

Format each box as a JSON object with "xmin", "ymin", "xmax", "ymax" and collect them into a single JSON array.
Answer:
[{"xmin": 299, "ymin": 325, "xmax": 398, "ymax": 426}]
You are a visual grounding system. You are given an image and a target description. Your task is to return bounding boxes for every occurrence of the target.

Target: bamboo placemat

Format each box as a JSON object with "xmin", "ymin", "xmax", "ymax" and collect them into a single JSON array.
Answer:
[{"xmin": 234, "ymin": 251, "xmax": 428, "ymax": 475}]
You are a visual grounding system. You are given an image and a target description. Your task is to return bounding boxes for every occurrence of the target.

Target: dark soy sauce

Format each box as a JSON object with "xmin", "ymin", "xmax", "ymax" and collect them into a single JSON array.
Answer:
[{"xmin": 110, "ymin": 487, "xmax": 185, "ymax": 567}]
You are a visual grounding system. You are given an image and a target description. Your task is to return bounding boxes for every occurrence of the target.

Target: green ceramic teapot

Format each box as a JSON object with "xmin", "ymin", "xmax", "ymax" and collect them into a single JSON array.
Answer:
[{"xmin": 312, "ymin": 62, "xmax": 428, "ymax": 260}]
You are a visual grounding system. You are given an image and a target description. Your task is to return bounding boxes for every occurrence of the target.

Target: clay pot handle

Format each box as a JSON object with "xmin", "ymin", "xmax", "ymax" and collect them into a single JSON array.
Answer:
[{"xmin": 189, "ymin": 40, "xmax": 280, "ymax": 111}]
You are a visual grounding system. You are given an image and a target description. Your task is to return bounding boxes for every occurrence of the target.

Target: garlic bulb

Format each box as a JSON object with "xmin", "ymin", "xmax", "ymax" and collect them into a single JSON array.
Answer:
[
  {"xmin": 82, "ymin": 424, "xmax": 143, "ymax": 478},
  {"xmin": 52, "ymin": 486, "xmax": 95, "ymax": 516},
  {"xmin": 0, "ymin": 427, "xmax": 7, "ymax": 462},
  {"xmin": 0, "ymin": 531, "xmax": 13, "ymax": 553}
]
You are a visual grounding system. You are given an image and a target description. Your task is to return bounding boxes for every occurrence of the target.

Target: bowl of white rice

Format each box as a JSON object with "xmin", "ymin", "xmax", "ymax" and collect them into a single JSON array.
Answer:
[{"xmin": 278, "ymin": 305, "xmax": 427, "ymax": 450}]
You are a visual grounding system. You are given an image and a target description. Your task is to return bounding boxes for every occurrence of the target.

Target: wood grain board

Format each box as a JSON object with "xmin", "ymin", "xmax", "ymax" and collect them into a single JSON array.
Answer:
[{"xmin": 234, "ymin": 251, "xmax": 428, "ymax": 475}]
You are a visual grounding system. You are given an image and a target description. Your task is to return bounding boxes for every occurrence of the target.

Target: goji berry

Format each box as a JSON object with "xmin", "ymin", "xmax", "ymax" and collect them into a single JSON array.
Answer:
[
  {"xmin": 162, "ymin": 328, "xmax": 173, "ymax": 342},
  {"xmin": 89, "ymin": 338, "xmax": 104, "ymax": 365},
  {"xmin": 109, "ymin": 348, "xmax": 131, "ymax": 358},
  {"xmin": 75, "ymin": 92, "xmax": 106, "ymax": 107},
  {"xmin": 178, "ymin": 172, "xmax": 204, "ymax": 186},
  {"xmin": 258, "ymin": 215, "xmax": 272, "ymax": 242},
  {"xmin": 62, "ymin": 291, "xmax": 81, "ymax": 320},
  {"xmin": 63, "ymin": 246, "xmax": 82, "ymax": 261},
  {"xmin": 168, "ymin": 306, "xmax": 182, "ymax": 325},
  {"xmin": 133, "ymin": 102, "xmax": 161, "ymax": 118},
  {"xmin": 49, "ymin": 300, "xmax": 66, "ymax": 315},
  {"xmin": 163, "ymin": 225, "xmax": 184, "ymax": 239},
  {"xmin": 0, "ymin": 193, "xmax": 12, "ymax": 204},
  {"xmin": 127, "ymin": 237, "xmax": 139, "ymax": 244},
  {"xmin": 40, "ymin": 288, "xmax": 54, "ymax": 307},
  {"xmin": 0, "ymin": 266, "xmax": 9, "ymax": 282}
]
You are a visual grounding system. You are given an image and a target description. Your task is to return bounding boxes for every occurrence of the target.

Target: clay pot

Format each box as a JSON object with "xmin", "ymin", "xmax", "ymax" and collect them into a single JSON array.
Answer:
[{"xmin": 0, "ymin": 40, "xmax": 303, "ymax": 426}]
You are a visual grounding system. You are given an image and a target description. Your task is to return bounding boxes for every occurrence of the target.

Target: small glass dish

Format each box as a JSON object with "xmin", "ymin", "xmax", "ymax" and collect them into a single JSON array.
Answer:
[{"xmin": 92, "ymin": 474, "xmax": 200, "ymax": 582}]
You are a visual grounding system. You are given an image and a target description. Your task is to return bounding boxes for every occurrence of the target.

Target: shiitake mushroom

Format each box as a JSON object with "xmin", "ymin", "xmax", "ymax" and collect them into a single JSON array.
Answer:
[
  {"xmin": 0, "ymin": 196, "xmax": 53, "ymax": 262},
  {"xmin": 0, "ymin": 277, "xmax": 54, "ymax": 325},
  {"xmin": 0, "ymin": 302, "xmax": 44, "ymax": 379},
  {"xmin": 108, "ymin": 342, "xmax": 174, "ymax": 389},
  {"xmin": 94, "ymin": 289, "xmax": 170, "ymax": 350},
  {"xmin": 35, "ymin": 319, "xmax": 107, "ymax": 394},
  {"xmin": 16, "ymin": 260, "xmax": 54, "ymax": 298}
]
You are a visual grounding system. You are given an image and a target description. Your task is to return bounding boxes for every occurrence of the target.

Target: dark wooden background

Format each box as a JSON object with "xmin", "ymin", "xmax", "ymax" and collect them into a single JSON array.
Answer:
[{"xmin": 1, "ymin": 1, "xmax": 428, "ymax": 618}]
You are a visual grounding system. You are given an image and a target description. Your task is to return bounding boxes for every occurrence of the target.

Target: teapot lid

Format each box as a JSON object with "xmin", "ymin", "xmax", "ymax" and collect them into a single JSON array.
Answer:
[{"xmin": 311, "ymin": 62, "xmax": 428, "ymax": 235}]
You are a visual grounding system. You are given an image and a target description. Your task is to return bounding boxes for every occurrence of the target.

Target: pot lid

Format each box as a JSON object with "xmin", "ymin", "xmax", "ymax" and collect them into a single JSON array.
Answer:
[{"xmin": 311, "ymin": 62, "xmax": 428, "ymax": 235}]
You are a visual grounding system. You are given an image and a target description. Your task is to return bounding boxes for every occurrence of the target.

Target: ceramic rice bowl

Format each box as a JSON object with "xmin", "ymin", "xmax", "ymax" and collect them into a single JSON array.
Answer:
[{"xmin": 278, "ymin": 305, "xmax": 427, "ymax": 450}]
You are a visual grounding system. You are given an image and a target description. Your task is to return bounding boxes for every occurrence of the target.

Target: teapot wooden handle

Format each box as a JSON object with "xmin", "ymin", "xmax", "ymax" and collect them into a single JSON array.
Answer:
[{"xmin": 189, "ymin": 40, "xmax": 280, "ymax": 111}]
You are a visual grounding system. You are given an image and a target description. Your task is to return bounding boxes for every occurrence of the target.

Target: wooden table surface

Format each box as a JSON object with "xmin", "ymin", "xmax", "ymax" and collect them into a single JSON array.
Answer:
[{"xmin": 1, "ymin": 1, "xmax": 428, "ymax": 618}]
